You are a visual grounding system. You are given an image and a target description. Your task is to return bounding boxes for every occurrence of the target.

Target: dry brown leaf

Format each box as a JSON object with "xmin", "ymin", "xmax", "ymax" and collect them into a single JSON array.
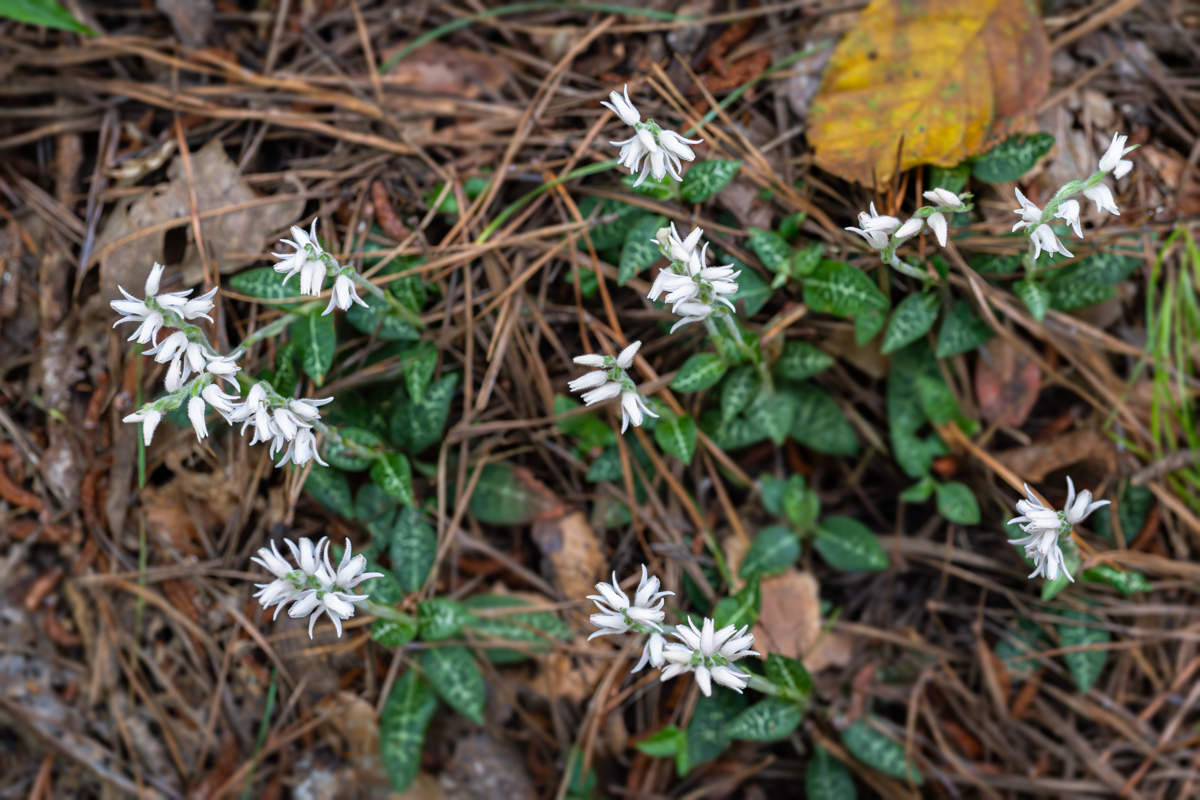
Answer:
[
  {"xmin": 396, "ymin": 774, "xmax": 449, "ymax": 800},
  {"xmin": 95, "ymin": 138, "xmax": 303, "ymax": 304},
  {"xmin": 440, "ymin": 733, "xmax": 537, "ymax": 800},
  {"xmin": 315, "ymin": 692, "xmax": 392, "ymax": 790},
  {"xmin": 994, "ymin": 428, "xmax": 1118, "ymax": 483},
  {"xmin": 751, "ymin": 568, "xmax": 852, "ymax": 673},
  {"xmin": 975, "ymin": 338, "xmax": 1042, "ymax": 428},
  {"xmin": 531, "ymin": 510, "xmax": 604, "ymax": 602},
  {"xmin": 808, "ymin": 0, "xmax": 1050, "ymax": 184}
]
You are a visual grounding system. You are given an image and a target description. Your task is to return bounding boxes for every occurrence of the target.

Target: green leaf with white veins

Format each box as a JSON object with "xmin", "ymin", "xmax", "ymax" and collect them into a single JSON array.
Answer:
[
  {"xmin": 720, "ymin": 365, "xmax": 759, "ymax": 424},
  {"xmin": 671, "ymin": 353, "xmax": 727, "ymax": 393},
  {"xmin": 783, "ymin": 474, "xmax": 820, "ymax": 530},
  {"xmin": 935, "ymin": 481, "xmax": 980, "ymax": 524},
  {"xmin": 936, "ymin": 299, "xmax": 993, "ymax": 358},
  {"xmin": 882, "ymin": 292, "xmax": 939, "ymax": 354},
  {"xmin": 1056, "ymin": 610, "xmax": 1109, "ymax": 692},
  {"xmin": 685, "ymin": 688, "xmax": 747, "ymax": 773},
  {"xmin": 748, "ymin": 228, "xmax": 793, "ymax": 274},
  {"xmin": 725, "ymin": 697, "xmax": 802, "ymax": 742},
  {"xmin": 304, "ymin": 463, "xmax": 354, "ymax": 517},
  {"xmin": 323, "ymin": 427, "xmax": 382, "ymax": 472},
  {"xmin": 803, "ymin": 260, "xmax": 888, "ymax": 317},
  {"xmin": 807, "ymin": 744, "xmax": 857, "ymax": 800},
  {"xmin": 389, "ymin": 373, "xmax": 458, "ymax": 453},
  {"xmin": 421, "ymin": 647, "xmax": 485, "ymax": 724},
  {"xmin": 292, "ymin": 310, "xmax": 336, "ymax": 385},
  {"xmin": 681, "ymin": 159, "xmax": 742, "ymax": 203},
  {"xmin": 380, "ymin": 670, "xmax": 437, "ymax": 792},
  {"xmin": 229, "ymin": 266, "xmax": 309, "ymax": 304},
  {"xmin": 739, "ymin": 525, "xmax": 800, "ymax": 580},
  {"xmin": 788, "ymin": 383, "xmax": 859, "ymax": 456},
  {"xmin": 391, "ymin": 505, "xmax": 436, "ymax": 593},
  {"xmin": 745, "ymin": 387, "xmax": 798, "ymax": 446},
  {"xmin": 814, "ymin": 516, "xmax": 888, "ymax": 571},
  {"xmin": 1014, "ymin": 279, "xmax": 1050, "ymax": 322},
  {"xmin": 417, "ymin": 598, "xmax": 476, "ymax": 641},
  {"xmin": 774, "ymin": 341, "xmax": 833, "ymax": 382},
  {"xmin": 619, "ymin": 214, "xmax": 667, "ymax": 285},
  {"xmin": 622, "ymin": 172, "xmax": 680, "ymax": 202},
  {"xmin": 655, "ymin": 413, "xmax": 697, "ymax": 464},
  {"xmin": 842, "ymin": 720, "xmax": 924, "ymax": 785},
  {"xmin": 371, "ymin": 452, "xmax": 414, "ymax": 505},
  {"xmin": 765, "ymin": 652, "xmax": 813, "ymax": 700},
  {"xmin": 404, "ymin": 344, "xmax": 438, "ymax": 403},
  {"xmin": 346, "ymin": 299, "xmax": 421, "ymax": 341},
  {"xmin": 730, "ymin": 265, "xmax": 771, "ymax": 316}
]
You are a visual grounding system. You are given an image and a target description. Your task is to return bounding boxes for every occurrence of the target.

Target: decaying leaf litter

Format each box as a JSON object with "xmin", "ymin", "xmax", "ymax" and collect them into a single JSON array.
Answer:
[{"xmin": 1, "ymin": 0, "xmax": 1199, "ymax": 797}]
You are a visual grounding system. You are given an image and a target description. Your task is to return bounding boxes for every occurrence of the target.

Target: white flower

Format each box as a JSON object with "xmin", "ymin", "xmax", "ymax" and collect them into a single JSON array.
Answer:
[
  {"xmin": 1055, "ymin": 199, "xmax": 1082, "ymax": 238},
  {"xmin": 845, "ymin": 204, "xmax": 897, "ymax": 249},
  {"xmin": 1030, "ymin": 224, "xmax": 1072, "ymax": 261},
  {"xmin": 277, "ymin": 427, "xmax": 327, "ymax": 468},
  {"xmin": 650, "ymin": 233, "xmax": 740, "ymax": 333},
  {"xmin": 927, "ymin": 211, "xmax": 948, "ymax": 247},
  {"xmin": 145, "ymin": 261, "xmax": 165, "ymax": 296},
  {"xmin": 923, "ymin": 188, "xmax": 962, "ymax": 208},
  {"xmin": 323, "ymin": 274, "xmax": 369, "ymax": 316},
  {"xmin": 1011, "ymin": 187, "xmax": 1043, "ymax": 231},
  {"xmin": 655, "ymin": 222, "xmax": 704, "ymax": 264},
  {"xmin": 288, "ymin": 396, "xmax": 332, "ymax": 422},
  {"xmin": 619, "ymin": 389, "xmax": 658, "ymax": 434},
  {"xmin": 123, "ymin": 408, "xmax": 162, "ymax": 446},
  {"xmin": 287, "ymin": 538, "xmax": 382, "ymax": 637},
  {"xmin": 894, "ymin": 218, "xmax": 923, "ymax": 239},
  {"xmin": 1063, "ymin": 475, "xmax": 1110, "ymax": 528},
  {"xmin": 178, "ymin": 287, "xmax": 218, "ymax": 322},
  {"xmin": 633, "ymin": 632, "xmax": 666, "ymax": 672},
  {"xmin": 587, "ymin": 565, "xmax": 673, "ymax": 640},
  {"xmin": 148, "ymin": 331, "xmax": 207, "ymax": 392},
  {"xmin": 274, "ymin": 219, "xmax": 330, "ymax": 297},
  {"xmin": 1006, "ymin": 479, "xmax": 1108, "ymax": 583},
  {"xmin": 846, "ymin": 225, "xmax": 890, "ymax": 250},
  {"xmin": 605, "ymin": 84, "xmax": 702, "ymax": 187},
  {"xmin": 1098, "ymin": 132, "xmax": 1134, "ymax": 177},
  {"xmin": 660, "ymin": 617, "xmax": 758, "ymax": 696},
  {"xmin": 569, "ymin": 342, "xmax": 657, "ymax": 432},
  {"xmin": 187, "ymin": 396, "xmax": 208, "ymax": 441},
  {"xmin": 1083, "ymin": 183, "xmax": 1120, "ymax": 216},
  {"xmin": 111, "ymin": 287, "xmax": 166, "ymax": 344},
  {"xmin": 205, "ymin": 356, "xmax": 240, "ymax": 379},
  {"xmin": 670, "ymin": 301, "xmax": 714, "ymax": 333},
  {"xmin": 202, "ymin": 383, "xmax": 239, "ymax": 421}
]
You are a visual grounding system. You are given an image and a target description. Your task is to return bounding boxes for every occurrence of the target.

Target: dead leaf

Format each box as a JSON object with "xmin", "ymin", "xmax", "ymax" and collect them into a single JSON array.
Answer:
[
  {"xmin": 975, "ymin": 338, "xmax": 1041, "ymax": 428},
  {"xmin": 531, "ymin": 510, "xmax": 604, "ymax": 602},
  {"xmin": 809, "ymin": 0, "xmax": 1050, "ymax": 184},
  {"xmin": 526, "ymin": 650, "xmax": 605, "ymax": 704},
  {"xmin": 315, "ymin": 692, "xmax": 391, "ymax": 790},
  {"xmin": 95, "ymin": 138, "xmax": 303, "ymax": 303},
  {"xmin": 994, "ymin": 428, "xmax": 1118, "ymax": 483},
  {"xmin": 439, "ymin": 733, "xmax": 537, "ymax": 800},
  {"xmin": 156, "ymin": 0, "xmax": 213, "ymax": 47},
  {"xmin": 751, "ymin": 568, "xmax": 853, "ymax": 673}
]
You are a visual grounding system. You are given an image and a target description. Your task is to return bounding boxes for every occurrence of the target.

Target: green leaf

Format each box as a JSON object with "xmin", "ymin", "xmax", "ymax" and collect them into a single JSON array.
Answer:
[
  {"xmin": 745, "ymin": 388, "xmax": 798, "ymax": 446},
  {"xmin": 579, "ymin": 197, "xmax": 645, "ymax": 251},
  {"xmin": 304, "ymin": 463, "xmax": 354, "ymax": 517},
  {"xmin": 1091, "ymin": 483, "xmax": 1154, "ymax": 542},
  {"xmin": 0, "ymin": 0, "xmax": 93, "ymax": 32},
  {"xmin": 774, "ymin": 341, "xmax": 833, "ymax": 382},
  {"xmin": 791, "ymin": 241, "xmax": 826, "ymax": 278},
  {"xmin": 655, "ymin": 413, "xmax": 697, "ymax": 464},
  {"xmin": 421, "ymin": 647, "xmax": 485, "ymax": 724},
  {"xmin": 469, "ymin": 462, "xmax": 560, "ymax": 526},
  {"xmin": 554, "ymin": 394, "xmax": 617, "ymax": 452},
  {"xmin": 807, "ymin": 744, "xmax": 857, "ymax": 800},
  {"xmin": 814, "ymin": 516, "xmax": 888, "ymax": 571},
  {"xmin": 463, "ymin": 594, "xmax": 572, "ymax": 663},
  {"xmin": 842, "ymin": 720, "xmax": 924, "ymax": 784},
  {"xmin": 1056, "ymin": 611, "xmax": 1110, "ymax": 692},
  {"xmin": 854, "ymin": 304, "xmax": 889, "ymax": 346},
  {"xmin": 323, "ymin": 427, "xmax": 383, "ymax": 472},
  {"xmin": 934, "ymin": 481, "xmax": 980, "ymax": 524},
  {"xmin": 389, "ymin": 373, "xmax": 458, "ymax": 453},
  {"xmin": 702, "ymin": 408, "xmax": 768, "ymax": 451},
  {"xmin": 272, "ymin": 341, "xmax": 299, "ymax": 397},
  {"xmin": 1039, "ymin": 543, "xmax": 1081, "ymax": 601},
  {"xmin": 636, "ymin": 726, "xmax": 683, "ymax": 758},
  {"xmin": 292, "ymin": 311, "xmax": 337, "ymax": 385},
  {"xmin": 345, "ymin": 300, "xmax": 421, "ymax": 341},
  {"xmin": 1014, "ymin": 279, "xmax": 1050, "ymax": 322},
  {"xmin": 899, "ymin": 476, "xmax": 935, "ymax": 503},
  {"xmin": 725, "ymin": 697, "xmax": 802, "ymax": 742},
  {"xmin": 881, "ymin": 292, "xmax": 940, "ymax": 354},
  {"xmin": 681, "ymin": 160, "xmax": 742, "ymax": 203},
  {"xmin": 405, "ymin": 345, "xmax": 438, "ymax": 403},
  {"xmin": 370, "ymin": 615, "xmax": 417, "ymax": 648},
  {"xmin": 788, "ymin": 383, "xmax": 859, "ymax": 456},
  {"xmin": 585, "ymin": 446, "xmax": 623, "ymax": 483},
  {"xmin": 730, "ymin": 266, "xmax": 771, "ymax": 316},
  {"xmin": 739, "ymin": 525, "xmax": 800, "ymax": 579},
  {"xmin": 1047, "ymin": 251, "xmax": 1140, "ymax": 311},
  {"xmin": 390, "ymin": 275, "xmax": 428, "ymax": 315},
  {"xmin": 972, "ymin": 252, "xmax": 1022, "ymax": 274},
  {"xmin": 1082, "ymin": 564, "xmax": 1153, "ymax": 596},
  {"xmin": 391, "ymin": 505, "xmax": 436, "ymax": 593},
  {"xmin": 803, "ymin": 260, "xmax": 888, "ymax": 317},
  {"xmin": 229, "ymin": 266, "xmax": 305, "ymax": 302},
  {"xmin": 929, "ymin": 163, "xmax": 970, "ymax": 195},
  {"xmin": 713, "ymin": 578, "xmax": 761, "ymax": 630},
  {"xmin": 355, "ymin": 482, "xmax": 399, "ymax": 540},
  {"xmin": 671, "ymin": 353, "xmax": 728, "ymax": 393},
  {"xmin": 720, "ymin": 365, "xmax": 760, "ymax": 424},
  {"xmin": 765, "ymin": 653, "xmax": 813, "ymax": 701},
  {"xmin": 748, "ymin": 228, "xmax": 793, "ymax": 273},
  {"xmin": 358, "ymin": 561, "xmax": 404, "ymax": 605},
  {"xmin": 760, "ymin": 474, "xmax": 787, "ymax": 517},
  {"xmin": 971, "ymin": 133, "xmax": 1055, "ymax": 183},
  {"xmin": 685, "ymin": 689, "xmax": 747, "ymax": 773},
  {"xmin": 622, "ymin": 172, "xmax": 680, "ymax": 202},
  {"xmin": 915, "ymin": 374, "xmax": 960, "ymax": 425},
  {"xmin": 618, "ymin": 214, "xmax": 667, "ymax": 285},
  {"xmin": 783, "ymin": 474, "xmax": 821, "ymax": 530},
  {"xmin": 380, "ymin": 670, "xmax": 437, "ymax": 792},
  {"xmin": 936, "ymin": 300, "xmax": 993, "ymax": 358},
  {"xmin": 417, "ymin": 598, "xmax": 475, "ymax": 641},
  {"xmin": 371, "ymin": 452, "xmax": 414, "ymax": 505}
]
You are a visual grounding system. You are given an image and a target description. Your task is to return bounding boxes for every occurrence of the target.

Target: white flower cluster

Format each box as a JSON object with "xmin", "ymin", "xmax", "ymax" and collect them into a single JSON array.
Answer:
[
  {"xmin": 846, "ymin": 189, "xmax": 969, "ymax": 269},
  {"xmin": 1008, "ymin": 478, "xmax": 1108, "ymax": 582},
  {"xmin": 569, "ymin": 341, "xmax": 658, "ymax": 433},
  {"xmin": 648, "ymin": 224, "xmax": 740, "ymax": 332},
  {"xmin": 588, "ymin": 567, "xmax": 757, "ymax": 696},
  {"xmin": 273, "ymin": 220, "xmax": 369, "ymax": 315},
  {"xmin": 112, "ymin": 262, "xmax": 217, "ymax": 345},
  {"xmin": 1014, "ymin": 132, "xmax": 1134, "ymax": 262},
  {"xmin": 252, "ymin": 536, "xmax": 382, "ymax": 637},
  {"xmin": 603, "ymin": 85, "xmax": 702, "ymax": 187},
  {"xmin": 232, "ymin": 383, "xmax": 332, "ymax": 467}
]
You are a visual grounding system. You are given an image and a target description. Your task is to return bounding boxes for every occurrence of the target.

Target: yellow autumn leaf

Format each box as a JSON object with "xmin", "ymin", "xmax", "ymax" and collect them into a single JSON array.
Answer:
[{"xmin": 808, "ymin": 0, "xmax": 1050, "ymax": 185}]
